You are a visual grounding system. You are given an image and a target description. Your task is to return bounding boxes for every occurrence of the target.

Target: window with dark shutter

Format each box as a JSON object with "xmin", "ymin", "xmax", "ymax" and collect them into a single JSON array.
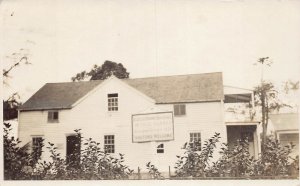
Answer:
[
  {"xmin": 174, "ymin": 104, "xmax": 186, "ymax": 116},
  {"xmin": 48, "ymin": 111, "xmax": 59, "ymax": 123}
]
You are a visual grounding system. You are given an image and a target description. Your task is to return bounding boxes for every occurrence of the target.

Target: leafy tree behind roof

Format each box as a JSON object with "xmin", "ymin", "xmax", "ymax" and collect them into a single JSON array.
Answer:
[
  {"xmin": 71, "ymin": 60, "xmax": 130, "ymax": 81},
  {"xmin": 3, "ymin": 49, "xmax": 30, "ymax": 120}
]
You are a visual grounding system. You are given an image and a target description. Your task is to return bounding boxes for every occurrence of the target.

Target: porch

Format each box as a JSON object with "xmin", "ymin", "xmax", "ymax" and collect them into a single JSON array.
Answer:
[{"xmin": 226, "ymin": 122, "xmax": 260, "ymax": 159}]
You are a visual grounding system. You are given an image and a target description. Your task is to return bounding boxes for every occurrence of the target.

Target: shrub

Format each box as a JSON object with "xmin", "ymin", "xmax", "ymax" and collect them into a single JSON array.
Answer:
[
  {"xmin": 3, "ymin": 122, "xmax": 42, "ymax": 180},
  {"xmin": 253, "ymin": 136, "xmax": 296, "ymax": 176},
  {"xmin": 146, "ymin": 162, "xmax": 164, "ymax": 179},
  {"xmin": 33, "ymin": 129, "xmax": 134, "ymax": 180},
  {"xmin": 174, "ymin": 133, "xmax": 221, "ymax": 177},
  {"xmin": 208, "ymin": 139, "xmax": 255, "ymax": 177},
  {"xmin": 3, "ymin": 126, "xmax": 133, "ymax": 180},
  {"xmin": 174, "ymin": 133, "xmax": 298, "ymax": 178},
  {"xmin": 4, "ymin": 123, "xmax": 298, "ymax": 180}
]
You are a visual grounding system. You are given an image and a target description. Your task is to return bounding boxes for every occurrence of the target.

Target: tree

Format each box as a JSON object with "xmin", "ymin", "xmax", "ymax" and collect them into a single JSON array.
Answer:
[
  {"xmin": 283, "ymin": 80, "xmax": 299, "ymax": 94},
  {"xmin": 3, "ymin": 49, "xmax": 30, "ymax": 120},
  {"xmin": 3, "ymin": 48, "xmax": 30, "ymax": 82},
  {"xmin": 254, "ymin": 57, "xmax": 293, "ymax": 156},
  {"xmin": 71, "ymin": 60, "xmax": 130, "ymax": 81},
  {"xmin": 3, "ymin": 93, "xmax": 20, "ymax": 120}
]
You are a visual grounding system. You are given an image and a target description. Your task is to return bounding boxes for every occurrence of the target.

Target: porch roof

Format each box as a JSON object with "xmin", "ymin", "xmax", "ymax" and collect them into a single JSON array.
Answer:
[
  {"xmin": 269, "ymin": 113, "xmax": 299, "ymax": 131},
  {"xmin": 224, "ymin": 93, "xmax": 252, "ymax": 103},
  {"xmin": 225, "ymin": 121, "xmax": 260, "ymax": 126}
]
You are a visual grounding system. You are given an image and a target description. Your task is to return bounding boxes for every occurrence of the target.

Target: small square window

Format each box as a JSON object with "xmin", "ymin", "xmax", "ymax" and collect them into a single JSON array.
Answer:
[
  {"xmin": 174, "ymin": 104, "xmax": 186, "ymax": 116},
  {"xmin": 48, "ymin": 111, "xmax": 59, "ymax": 123}
]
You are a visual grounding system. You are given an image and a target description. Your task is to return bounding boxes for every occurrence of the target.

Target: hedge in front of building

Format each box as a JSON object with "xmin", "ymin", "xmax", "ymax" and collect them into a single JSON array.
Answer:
[{"xmin": 3, "ymin": 123, "xmax": 299, "ymax": 180}]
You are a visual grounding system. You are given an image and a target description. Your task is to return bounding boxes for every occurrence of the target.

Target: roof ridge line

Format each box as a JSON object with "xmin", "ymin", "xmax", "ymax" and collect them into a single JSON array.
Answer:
[
  {"xmin": 45, "ymin": 80, "xmax": 103, "ymax": 84},
  {"xmin": 44, "ymin": 72, "xmax": 222, "ymax": 84},
  {"xmin": 125, "ymin": 72, "xmax": 223, "ymax": 80}
]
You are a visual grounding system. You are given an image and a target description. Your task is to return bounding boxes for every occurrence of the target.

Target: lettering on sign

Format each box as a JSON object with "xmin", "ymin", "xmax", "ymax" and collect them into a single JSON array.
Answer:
[{"xmin": 132, "ymin": 112, "xmax": 174, "ymax": 142}]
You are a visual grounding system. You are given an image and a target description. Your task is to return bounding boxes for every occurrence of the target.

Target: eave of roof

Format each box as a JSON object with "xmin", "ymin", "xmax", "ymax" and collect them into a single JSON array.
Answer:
[
  {"xmin": 156, "ymin": 99, "xmax": 222, "ymax": 104},
  {"xmin": 19, "ymin": 107, "xmax": 72, "ymax": 111}
]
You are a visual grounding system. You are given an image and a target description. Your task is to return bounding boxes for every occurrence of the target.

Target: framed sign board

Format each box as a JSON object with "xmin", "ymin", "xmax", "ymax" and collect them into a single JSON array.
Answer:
[{"xmin": 132, "ymin": 112, "xmax": 174, "ymax": 143}]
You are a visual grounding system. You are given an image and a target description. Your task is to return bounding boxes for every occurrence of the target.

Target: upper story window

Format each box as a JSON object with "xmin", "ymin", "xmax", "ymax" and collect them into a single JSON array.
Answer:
[
  {"xmin": 189, "ymin": 132, "xmax": 201, "ymax": 151},
  {"xmin": 108, "ymin": 93, "xmax": 118, "ymax": 111},
  {"xmin": 174, "ymin": 104, "xmax": 186, "ymax": 116},
  {"xmin": 157, "ymin": 143, "xmax": 164, "ymax": 153},
  {"xmin": 48, "ymin": 111, "xmax": 59, "ymax": 123},
  {"xmin": 104, "ymin": 135, "xmax": 115, "ymax": 153}
]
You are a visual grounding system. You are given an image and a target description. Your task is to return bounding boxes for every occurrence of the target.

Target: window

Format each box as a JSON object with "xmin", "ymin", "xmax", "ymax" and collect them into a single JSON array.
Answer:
[
  {"xmin": 32, "ymin": 137, "xmax": 43, "ymax": 162},
  {"xmin": 108, "ymin": 93, "xmax": 118, "ymax": 111},
  {"xmin": 48, "ymin": 111, "xmax": 59, "ymax": 122},
  {"xmin": 157, "ymin": 144, "xmax": 164, "ymax": 153},
  {"xmin": 189, "ymin": 133, "xmax": 201, "ymax": 151},
  {"xmin": 104, "ymin": 135, "xmax": 115, "ymax": 153},
  {"xmin": 174, "ymin": 104, "xmax": 186, "ymax": 116}
]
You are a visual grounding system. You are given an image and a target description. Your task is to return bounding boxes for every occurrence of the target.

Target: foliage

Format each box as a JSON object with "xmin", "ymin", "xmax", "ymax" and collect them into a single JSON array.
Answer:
[
  {"xmin": 71, "ymin": 60, "xmax": 130, "ymax": 81},
  {"xmin": 253, "ymin": 57, "xmax": 296, "ymax": 156},
  {"xmin": 174, "ymin": 133, "xmax": 221, "ymax": 177},
  {"xmin": 3, "ymin": 123, "xmax": 42, "ymax": 180},
  {"xmin": 3, "ymin": 93, "xmax": 21, "ymax": 120},
  {"xmin": 254, "ymin": 81, "xmax": 292, "ymax": 154},
  {"xmin": 254, "ymin": 82, "xmax": 292, "ymax": 113},
  {"xmin": 146, "ymin": 162, "xmax": 164, "ymax": 179},
  {"xmin": 4, "ymin": 126, "xmax": 133, "ymax": 180},
  {"xmin": 289, "ymin": 155, "xmax": 299, "ymax": 176},
  {"xmin": 3, "ymin": 49, "xmax": 31, "ymax": 120},
  {"xmin": 208, "ymin": 140, "xmax": 255, "ymax": 177},
  {"xmin": 283, "ymin": 80, "xmax": 299, "ymax": 94},
  {"xmin": 4, "ymin": 123, "xmax": 298, "ymax": 180},
  {"xmin": 3, "ymin": 48, "xmax": 31, "ymax": 80},
  {"xmin": 22, "ymin": 129, "xmax": 133, "ymax": 180},
  {"xmin": 173, "ymin": 133, "xmax": 298, "ymax": 178},
  {"xmin": 254, "ymin": 137, "xmax": 296, "ymax": 176},
  {"xmin": 147, "ymin": 137, "xmax": 299, "ymax": 179}
]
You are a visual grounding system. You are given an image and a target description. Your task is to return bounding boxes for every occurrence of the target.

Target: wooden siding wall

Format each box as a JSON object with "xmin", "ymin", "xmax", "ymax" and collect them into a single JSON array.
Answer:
[{"xmin": 18, "ymin": 78, "xmax": 226, "ymax": 172}]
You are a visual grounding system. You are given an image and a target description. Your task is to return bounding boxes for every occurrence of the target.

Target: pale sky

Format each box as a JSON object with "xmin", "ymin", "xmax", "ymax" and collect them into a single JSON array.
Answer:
[{"xmin": 1, "ymin": 0, "xmax": 300, "ymax": 103}]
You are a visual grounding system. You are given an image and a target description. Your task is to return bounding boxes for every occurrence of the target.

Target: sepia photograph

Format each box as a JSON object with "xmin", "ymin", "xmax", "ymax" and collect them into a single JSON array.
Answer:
[{"xmin": 1, "ymin": 0, "xmax": 300, "ymax": 185}]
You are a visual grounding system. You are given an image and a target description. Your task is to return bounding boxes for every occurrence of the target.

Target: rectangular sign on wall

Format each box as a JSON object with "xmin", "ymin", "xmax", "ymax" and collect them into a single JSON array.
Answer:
[{"xmin": 132, "ymin": 112, "xmax": 174, "ymax": 143}]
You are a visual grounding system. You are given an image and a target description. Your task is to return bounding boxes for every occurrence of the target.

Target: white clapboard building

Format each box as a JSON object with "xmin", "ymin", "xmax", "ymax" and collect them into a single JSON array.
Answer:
[{"xmin": 18, "ymin": 72, "xmax": 260, "ymax": 172}]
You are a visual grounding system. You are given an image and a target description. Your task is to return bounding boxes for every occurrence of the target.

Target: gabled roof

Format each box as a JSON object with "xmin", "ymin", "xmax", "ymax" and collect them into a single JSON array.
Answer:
[
  {"xmin": 19, "ymin": 72, "xmax": 224, "ymax": 111},
  {"xmin": 269, "ymin": 113, "xmax": 299, "ymax": 131},
  {"xmin": 123, "ymin": 72, "xmax": 223, "ymax": 104}
]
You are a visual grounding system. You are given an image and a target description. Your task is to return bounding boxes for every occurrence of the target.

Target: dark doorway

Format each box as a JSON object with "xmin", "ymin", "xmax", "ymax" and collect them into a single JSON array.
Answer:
[
  {"xmin": 227, "ymin": 125, "xmax": 256, "ymax": 157},
  {"xmin": 66, "ymin": 134, "xmax": 81, "ymax": 168}
]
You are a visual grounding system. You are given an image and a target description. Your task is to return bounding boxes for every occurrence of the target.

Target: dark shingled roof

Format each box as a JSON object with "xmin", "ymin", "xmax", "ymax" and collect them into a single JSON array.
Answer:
[
  {"xmin": 19, "ymin": 72, "xmax": 224, "ymax": 111},
  {"xmin": 19, "ymin": 81, "xmax": 103, "ymax": 111},
  {"xmin": 123, "ymin": 72, "xmax": 223, "ymax": 103}
]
